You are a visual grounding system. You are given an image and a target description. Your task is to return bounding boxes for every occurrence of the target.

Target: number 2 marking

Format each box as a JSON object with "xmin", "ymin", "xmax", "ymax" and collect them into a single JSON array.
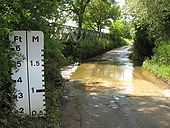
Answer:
[{"xmin": 19, "ymin": 108, "xmax": 24, "ymax": 113}]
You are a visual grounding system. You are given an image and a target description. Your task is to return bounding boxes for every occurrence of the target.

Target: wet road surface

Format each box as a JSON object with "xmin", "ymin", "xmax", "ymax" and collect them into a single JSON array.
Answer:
[{"xmin": 60, "ymin": 46, "xmax": 170, "ymax": 128}]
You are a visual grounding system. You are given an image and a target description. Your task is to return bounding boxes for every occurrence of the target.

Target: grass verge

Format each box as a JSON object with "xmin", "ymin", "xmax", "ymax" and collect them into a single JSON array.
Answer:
[{"xmin": 143, "ymin": 59, "xmax": 170, "ymax": 84}]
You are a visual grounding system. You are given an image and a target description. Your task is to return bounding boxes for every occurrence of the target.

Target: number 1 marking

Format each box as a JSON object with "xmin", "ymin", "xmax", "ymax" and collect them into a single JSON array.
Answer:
[{"xmin": 32, "ymin": 87, "xmax": 34, "ymax": 93}]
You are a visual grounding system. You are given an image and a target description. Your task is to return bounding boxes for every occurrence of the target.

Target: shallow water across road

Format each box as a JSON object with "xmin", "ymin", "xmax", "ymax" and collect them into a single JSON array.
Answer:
[{"xmin": 61, "ymin": 46, "xmax": 170, "ymax": 128}]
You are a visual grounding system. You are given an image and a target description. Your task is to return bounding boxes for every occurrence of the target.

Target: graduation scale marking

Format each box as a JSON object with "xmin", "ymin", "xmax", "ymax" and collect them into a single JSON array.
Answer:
[{"xmin": 10, "ymin": 31, "xmax": 46, "ymax": 116}]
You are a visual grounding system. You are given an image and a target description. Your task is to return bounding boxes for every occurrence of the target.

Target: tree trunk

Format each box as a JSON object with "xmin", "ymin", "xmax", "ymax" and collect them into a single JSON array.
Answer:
[
  {"xmin": 97, "ymin": 24, "xmax": 101, "ymax": 37},
  {"xmin": 78, "ymin": 15, "xmax": 83, "ymax": 29},
  {"xmin": 77, "ymin": 15, "xmax": 83, "ymax": 40}
]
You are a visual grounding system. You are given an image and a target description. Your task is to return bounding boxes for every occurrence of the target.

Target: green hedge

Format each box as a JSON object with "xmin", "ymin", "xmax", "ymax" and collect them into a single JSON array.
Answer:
[
  {"xmin": 143, "ymin": 41, "xmax": 170, "ymax": 84},
  {"xmin": 72, "ymin": 37, "xmax": 125, "ymax": 59}
]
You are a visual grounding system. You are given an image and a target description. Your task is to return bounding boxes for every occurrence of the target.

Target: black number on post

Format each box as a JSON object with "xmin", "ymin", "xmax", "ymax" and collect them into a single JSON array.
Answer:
[
  {"xmin": 32, "ymin": 110, "xmax": 37, "ymax": 116},
  {"xmin": 17, "ymin": 77, "xmax": 22, "ymax": 83},
  {"xmin": 18, "ymin": 92, "xmax": 23, "ymax": 98},
  {"xmin": 16, "ymin": 45, "xmax": 21, "ymax": 51},
  {"xmin": 30, "ymin": 60, "xmax": 40, "ymax": 66},
  {"xmin": 32, "ymin": 87, "xmax": 34, "ymax": 93},
  {"xmin": 17, "ymin": 61, "xmax": 21, "ymax": 67},
  {"xmin": 36, "ymin": 61, "xmax": 40, "ymax": 66},
  {"xmin": 30, "ymin": 60, "xmax": 33, "ymax": 66},
  {"xmin": 19, "ymin": 108, "xmax": 24, "ymax": 113},
  {"xmin": 39, "ymin": 110, "xmax": 43, "ymax": 115}
]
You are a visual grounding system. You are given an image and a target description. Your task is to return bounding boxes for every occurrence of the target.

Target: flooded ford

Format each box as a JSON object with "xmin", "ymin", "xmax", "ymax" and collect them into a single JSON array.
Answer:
[{"xmin": 60, "ymin": 46, "xmax": 170, "ymax": 128}]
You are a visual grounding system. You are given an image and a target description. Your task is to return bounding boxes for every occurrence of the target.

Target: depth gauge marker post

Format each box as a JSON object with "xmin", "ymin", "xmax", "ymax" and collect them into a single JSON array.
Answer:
[{"xmin": 10, "ymin": 31, "xmax": 46, "ymax": 116}]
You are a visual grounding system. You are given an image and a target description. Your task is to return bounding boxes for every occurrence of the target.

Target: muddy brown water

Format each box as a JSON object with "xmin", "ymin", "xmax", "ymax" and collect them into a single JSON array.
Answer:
[{"xmin": 60, "ymin": 46, "xmax": 170, "ymax": 128}]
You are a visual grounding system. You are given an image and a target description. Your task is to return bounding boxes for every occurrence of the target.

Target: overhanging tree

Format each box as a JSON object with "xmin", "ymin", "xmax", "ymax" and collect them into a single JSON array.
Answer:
[
  {"xmin": 125, "ymin": 0, "xmax": 170, "ymax": 44},
  {"xmin": 66, "ymin": 0, "xmax": 91, "ymax": 29},
  {"xmin": 125, "ymin": 0, "xmax": 170, "ymax": 65},
  {"xmin": 83, "ymin": 0, "xmax": 120, "ymax": 33}
]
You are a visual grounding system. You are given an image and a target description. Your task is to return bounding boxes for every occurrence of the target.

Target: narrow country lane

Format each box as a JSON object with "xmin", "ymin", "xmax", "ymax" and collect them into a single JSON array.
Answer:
[{"xmin": 60, "ymin": 46, "xmax": 170, "ymax": 128}]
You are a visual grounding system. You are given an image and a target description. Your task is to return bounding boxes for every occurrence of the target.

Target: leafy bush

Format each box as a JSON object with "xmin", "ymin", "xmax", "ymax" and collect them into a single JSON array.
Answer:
[
  {"xmin": 72, "ymin": 37, "xmax": 120, "ymax": 59},
  {"xmin": 153, "ymin": 41, "xmax": 170, "ymax": 65},
  {"xmin": 131, "ymin": 25, "xmax": 155, "ymax": 65},
  {"xmin": 125, "ymin": 0, "xmax": 170, "ymax": 78},
  {"xmin": 45, "ymin": 37, "xmax": 66, "ymax": 81},
  {"xmin": 110, "ymin": 19, "xmax": 130, "ymax": 39},
  {"xmin": 123, "ymin": 38, "xmax": 134, "ymax": 45},
  {"xmin": 143, "ymin": 41, "xmax": 170, "ymax": 83}
]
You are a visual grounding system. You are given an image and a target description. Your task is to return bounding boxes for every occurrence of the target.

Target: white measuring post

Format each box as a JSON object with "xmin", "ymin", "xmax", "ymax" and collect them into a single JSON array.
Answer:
[{"xmin": 10, "ymin": 31, "xmax": 46, "ymax": 116}]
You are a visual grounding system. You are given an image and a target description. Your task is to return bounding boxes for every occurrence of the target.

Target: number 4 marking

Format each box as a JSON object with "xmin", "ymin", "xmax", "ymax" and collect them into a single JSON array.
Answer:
[{"xmin": 17, "ymin": 77, "xmax": 22, "ymax": 83}]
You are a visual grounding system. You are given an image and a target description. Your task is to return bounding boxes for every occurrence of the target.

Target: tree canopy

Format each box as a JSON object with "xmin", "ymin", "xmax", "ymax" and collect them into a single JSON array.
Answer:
[
  {"xmin": 66, "ymin": 0, "xmax": 91, "ymax": 29},
  {"xmin": 109, "ymin": 19, "xmax": 130, "ymax": 38},
  {"xmin": 124, "ymin": 0, "xmax": 170, "ymax": 65},
  {"xmin": 83, "ymin": 0, "xmax": 120, "ymax": 32},
  {"xmin": 125, "ymin": 0, "xmax": 170, "ymax": 44}
]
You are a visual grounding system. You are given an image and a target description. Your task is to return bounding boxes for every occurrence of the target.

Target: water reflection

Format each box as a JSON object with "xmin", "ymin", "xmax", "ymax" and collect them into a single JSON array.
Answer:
[
  {"xmin": 70, "ymin": 46, "xmax": 169, "ymax": 97},
  {"xmin": 93, "ymin": 64, "xmax": 134, "ymax": 82},
  {"xmin": 72, "ymin": 46, "xmax": 134, "ymax": 84}
]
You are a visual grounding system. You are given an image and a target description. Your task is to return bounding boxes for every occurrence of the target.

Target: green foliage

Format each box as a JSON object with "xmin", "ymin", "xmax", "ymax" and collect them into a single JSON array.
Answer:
[
  {"xmin": 66, "ymin": 0, "xmax": 91, "ymax": 29},
  {"xmin": 123, "ymin": 38, "xmax": 133, "ymax": 45},
  {"xmin": 0, "ymin": 0, "xmax": 66, "ymax": 127},
  {"xmin": 109, "ymin": 19, "xmax": 130, "ymax": 38},
  {"xmin": 118, "ymin": 37, "xmax": 130, "ymax": 46},
  {"xmin": 143, "ymin": 41, "xmax": 170, "ymax": 84},
  {"xmin": 72, "ymin": 37, "xmax": 121, "ymax": 59},
  {"xmin": 45, "ymin": 81, "xmax": 62, "ymax": 128},
  {"xmin": 153, "ymin": 42, "xmax": 170, "ymax": 65},
  {"xmin": 110, "ymin": 19, "xmax": 125, "ymax": 37},
  {"xmin": 45, "ymin": 36, "xmax": 66, "ymax": 82},
  {"xmin": 125, "ymin": 0, "xmax": 170, "ymax": 66},
  {"xmin": 83, "ymin": 0, "xmax": 120, "ymax": 32},
  {"xmin": 109, "ymin": 19, "xmax": 131, "ymax": 50},
  {"xmin": 131, "ymin": 25, "xmax": 155, "ymax": 65},
  {"xmin": 147, "ymin": 42, "xmax": 170, "ymax": 66},
  {"xmin": 0, "ymin": 0, "xmax": 21, "ymax": 119},
  {"xmin": 144, "ymin": 58, "xmax": 170, "ymax": 84},
  {"xmin": 125, "ymin": 0, "xmax": 170, "ymax": 43},
  {"xmin": 66, "ymin": 0, "xmax": 120, "ymax": 32}
]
